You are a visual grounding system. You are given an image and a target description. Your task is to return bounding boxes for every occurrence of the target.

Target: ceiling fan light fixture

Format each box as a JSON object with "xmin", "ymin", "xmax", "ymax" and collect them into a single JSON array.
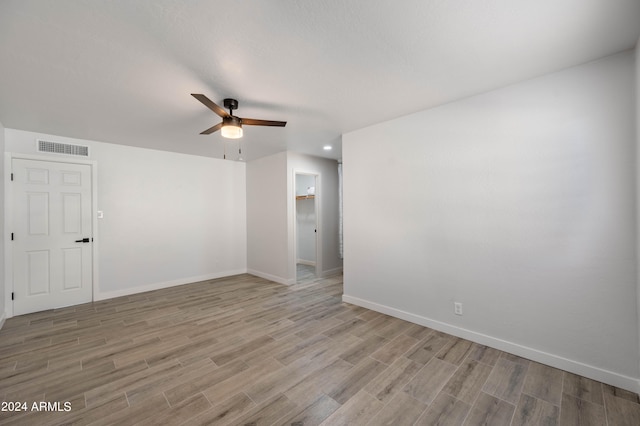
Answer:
[{"xmin": 221, "ymin": 116, "xmax": 243, "ymax": 139}]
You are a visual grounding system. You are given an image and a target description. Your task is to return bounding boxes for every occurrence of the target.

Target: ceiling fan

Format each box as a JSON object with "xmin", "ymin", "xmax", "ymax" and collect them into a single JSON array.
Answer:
[{"xmin": 191, "ymin": 94, "xmax": 286, "ymax": 139}]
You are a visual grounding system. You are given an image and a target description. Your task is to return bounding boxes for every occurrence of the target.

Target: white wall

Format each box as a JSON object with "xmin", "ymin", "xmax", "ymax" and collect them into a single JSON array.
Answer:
[
  {"xmin": 5, "ymin": 129, "xmax": 246, "ymax": 301},
  {"xmin": 0, "ymin": 122, "xmax": 5, "ymax": 326},
  {"xmin": 343, "ymin": 51, "xmax": 639, "ymax": 391},
  {"xmin": 246, "ymin": 151, "xmax": 342, "ymax": 284},
  {"xmin": 636, "ymin": 38, "xmax": 640, "ymax": 380},
  {"xmin": 288, "ymin": 152, "xmax": 342, "ymax": 278},
  {"xmin": 295, "ymin": 174, "xmax": 316, "ymax": 197},
  {"xmin": 246, "ymin": 151, "xmax": 290, "ymax": 283}
]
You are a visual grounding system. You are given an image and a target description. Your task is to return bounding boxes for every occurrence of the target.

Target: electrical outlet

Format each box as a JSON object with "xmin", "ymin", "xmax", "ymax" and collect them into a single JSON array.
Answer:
[{"xmin": 454, "ymin": 302, "xmax": 463, "ymax": 316}]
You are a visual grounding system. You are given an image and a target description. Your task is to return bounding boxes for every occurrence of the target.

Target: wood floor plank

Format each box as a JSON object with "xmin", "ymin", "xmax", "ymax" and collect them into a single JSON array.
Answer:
[
  {"xmin": 210, "ymin": 334, "xmax": 275, "ymax": 366},
  {"xmin": 415, "ymin": 392, "xmax": 471, "ymax": 426},
  {"xmin": 603, "ymin": 392, "xmax": 640, "ymax": 426},
  {"xmin": 84, "ymin": 358, "xmax": 182, "ymax": 407},
  {"xmin": 559, "ymin": 392, "xmax": 606, "ymax": 426},
  {"xmin": 89, "ymin": 393, "xmax": 170, "ymax": 426},
  {"xmin": 319, "ymin": 390, "xmax": 384, "ymax": 426},
  {"xmin": 228, "ymin": 393, "xmax": 297, "ymax": 426},
  {"xmin": 284, "ymin": 357, "xmax": 353, "ymax": 406},
  {"xmin": 322, "ymin": 317, "xmax": 367, "ymax": 341},
  {"xmin": 239, "ymin": 333, "xmax": 302, "ymax": 366},
  {"xmin": 326, "ymin": 357, "xmax": 388, "ymax": 404},
  {"xmin": 441, "ymin": 358, "xmax": 493, "ymax": 405},
  {"xmin": 521, "ymin": 361, "xmax": 563, "ymax": 406},
  {"xmin": 374, "ymin": 317, "xmax": 413, "ymax": 340},
  {"xmin": 136, "ymin": 393, "xmax": 212, "ymax": 426},
  {"xmin": 406, "ymin": 332, "xmax": 451, "ymax": 365},
  {"xmin": 0, "ymin": 272, "xmax": 637, "ymax": 425},
  {"xmin": 273, "ymin": 394, "xmax": 340, "ymax": 426},
  {"xmin": 404, "ymin": 324, "xmax": 435, "ymax": 341},
  {"xmin": 464, "ymin": 392, "xmax": 515, "ymax": 426},
  {"xmin": 275, "ymin": 334, "xmax": 333, "ymax": 365},
  {"xmin": 187, "ymin": 392, "xmax": 256, "ymax": 426},
  {"xmin": 482, "ymin": 356, "xmax": 528, "ymax": 405},
  {"xmin": 563, "ymin": 372, "xmax": 604, "ymax": 405},
  {"xmin": 436, "ymin": 337, "xmax": 474, "ymax": 366},
  {"xmin": 246, "ymin": 355, "xmax": 333, "ymax": 404},
  {"xmin": 403, "ymin": 358, "xmax": 457, "ymax": 405},
  {"xmin": 367, "ymin": 391, "xmax": 426, "ymax": 426},
  {"xmin": 364, "ymin": 357, "xmax": 422, "ymax": 403},
  {"xmin": 603, "ymin": 383, "xmax": 640, "ymax": 403},
  {"xmin": 163, "ymin": 358, "xmax": 249, "ymax": 406},
  {"xmin": 338, "ymin": 334, "xmax": 388, "ymax": 365},
  {"xmin": 202, "ymin": 357, "xmax": 282, "ymax": 403},
  {"xmin": 370, "ymin": 333, "xmax": 418, "ymax": 365},
  {"xmin": 511, "ymin": 393, "xmax": 559, "ymax": 426},
  {"xmin": 46, "ymin": 359, "xmax": 149, "ymax": 402},
  {"xmin": 55, "ymin": 396, "xmax": 138, "ymax": 426},
  {"xmin": 125, "ymin": 358, "xmax": 217, "ymax": 406}
]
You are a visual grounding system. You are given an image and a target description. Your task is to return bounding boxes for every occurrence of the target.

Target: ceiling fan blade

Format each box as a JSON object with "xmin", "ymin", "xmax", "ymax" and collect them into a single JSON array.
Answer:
[
  {"xmin": 200, "ymin": 122, "xmax": 223, "ymax": 135},
  {"xmin": 242, "ymin": 118, "xmax": 287, "ymax": 127},
  {"xmin": 191, "ymin": 94, "xmax": 229, "ymax": 118}
]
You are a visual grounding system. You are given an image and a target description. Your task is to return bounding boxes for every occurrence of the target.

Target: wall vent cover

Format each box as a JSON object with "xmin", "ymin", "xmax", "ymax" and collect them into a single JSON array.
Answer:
[{"xmin": 37, "ymin": 139, "xmax": 89, "ymax": 157}]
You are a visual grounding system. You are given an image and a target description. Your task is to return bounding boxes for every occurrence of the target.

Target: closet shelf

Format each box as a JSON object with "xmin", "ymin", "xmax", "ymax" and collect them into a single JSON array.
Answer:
[{"xmin": 296, "ymin": 195, "xmax": 315, "ymax": 200}]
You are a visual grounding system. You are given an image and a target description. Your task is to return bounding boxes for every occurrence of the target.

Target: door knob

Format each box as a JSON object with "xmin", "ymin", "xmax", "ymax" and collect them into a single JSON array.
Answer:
[{"xmin": 75, "ymin": 238, "xmax": 91, "ymax": 243}]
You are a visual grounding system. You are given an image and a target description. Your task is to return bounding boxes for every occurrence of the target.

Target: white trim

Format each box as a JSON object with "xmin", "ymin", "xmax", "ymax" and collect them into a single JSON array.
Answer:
[
  {"xmin": 247, "ymin": 269, "xmax": 295, "ymax": 286},
  {"xmin": 4, "ymin": 154, "xmax": 11, "ymax": 318},
  {"xmin": 297, "ymin": 259, "xmax": 316, "ymax": 266},
  {"xmin": 342, "ymin": 294, "xmax": 640, "ymax": 394},
  {"xmin": 95, "ymin": 269, "xmax": 248, "ymax": 301},
  {"xmin": 636, "ymin": 39, "xmax": 640, "ymax": 400},
  {"xmin": 292, "ymin": 169, "xmax": 322, "ymax": 282},
  {"xmin": 4, "ymin": 152, "xmax": 98, "ymax": 319},
  {"xmin": 0, "ymin": 311, "xmax": 6, "ymax": 331}
]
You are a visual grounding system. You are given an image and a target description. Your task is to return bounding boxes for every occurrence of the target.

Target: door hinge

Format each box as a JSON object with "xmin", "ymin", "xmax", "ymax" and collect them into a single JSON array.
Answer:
[
  {"xmin": 11, "ymin": 173, "xmax": 14, "ymax": 181},
  {"xmin": 11, "ymin": 233, "xmax": 14, "ymax": 241},
  {"xmin": 11, "ymin": 292, "xmax": 14, "ymax": 301}
]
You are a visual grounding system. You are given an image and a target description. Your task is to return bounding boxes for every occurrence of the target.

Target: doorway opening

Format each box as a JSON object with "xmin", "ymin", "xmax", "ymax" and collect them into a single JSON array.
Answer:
[{"xmin": 295, "ymin": 173, "xmax": 318, "ymax": 283}]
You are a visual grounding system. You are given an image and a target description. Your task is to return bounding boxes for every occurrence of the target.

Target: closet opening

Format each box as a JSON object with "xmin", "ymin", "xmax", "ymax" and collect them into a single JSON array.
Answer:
[{"xmin": 295, "ymin": 173, "xmax": 319, "ymax": 283}]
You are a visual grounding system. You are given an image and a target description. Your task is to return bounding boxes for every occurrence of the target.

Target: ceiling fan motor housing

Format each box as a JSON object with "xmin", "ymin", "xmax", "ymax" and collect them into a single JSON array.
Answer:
[
  {"xmin": 223, "ymin": 98, "xmax": 239, "ymax": 112},
  {"xmin": 223, "ymin": 115, "xmax": 242, "ymax": 127}
]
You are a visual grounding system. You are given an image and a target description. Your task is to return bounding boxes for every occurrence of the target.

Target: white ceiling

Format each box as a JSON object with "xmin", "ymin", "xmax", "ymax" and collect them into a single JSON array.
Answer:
[{"xmin": 0, "ymin": 1, "xmax": 639, "ymax": 162}]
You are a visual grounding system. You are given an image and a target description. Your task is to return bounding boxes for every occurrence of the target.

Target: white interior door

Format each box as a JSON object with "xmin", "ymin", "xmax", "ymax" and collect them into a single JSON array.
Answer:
[{"xmin": 12, "ymin": 159, "xmax": 93, "ymax": 315}]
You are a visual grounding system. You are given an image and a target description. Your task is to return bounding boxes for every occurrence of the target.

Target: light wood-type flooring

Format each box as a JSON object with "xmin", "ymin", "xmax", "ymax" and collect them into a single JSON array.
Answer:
[{"xmin": 1, "ymin": 272, "xmax": 639, "ymax": 425}]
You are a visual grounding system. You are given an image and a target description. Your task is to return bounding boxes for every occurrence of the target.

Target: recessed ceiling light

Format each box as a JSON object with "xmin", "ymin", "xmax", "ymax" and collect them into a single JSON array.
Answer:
[{"xmin": 323, "ymin": 145, "xmax": 332, "ymax": 150}]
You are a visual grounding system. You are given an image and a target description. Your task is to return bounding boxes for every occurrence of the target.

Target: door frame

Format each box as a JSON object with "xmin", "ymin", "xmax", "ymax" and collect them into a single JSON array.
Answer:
[
  {"xmin": 291, "ymin": 170, "xmax": 321, "ymax": 280},
  {"xmin": 4, "ymin": 152, "xmax": 99, "ymax": 319}
]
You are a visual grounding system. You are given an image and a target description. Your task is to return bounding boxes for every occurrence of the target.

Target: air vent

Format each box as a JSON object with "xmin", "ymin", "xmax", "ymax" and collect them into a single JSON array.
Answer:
[{"xmin": 37, "ymin": 139, "xmax": 89, "ymax": 157}]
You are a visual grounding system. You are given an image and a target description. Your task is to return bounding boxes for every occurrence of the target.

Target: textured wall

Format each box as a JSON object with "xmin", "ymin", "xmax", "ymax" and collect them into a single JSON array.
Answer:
[
  {"xmin": 5, "ymin": 129, "xmax": 247, "ymax": 301},
  {"xmin": 343, "ymin": 52, "xmax": 638, "ymax": 389},
  {"xmin": 246, "ymin": 152, "xmax": 290, "ymax": 283}
]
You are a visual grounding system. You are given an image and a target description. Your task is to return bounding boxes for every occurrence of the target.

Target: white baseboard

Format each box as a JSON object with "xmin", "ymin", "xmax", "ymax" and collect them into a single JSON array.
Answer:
[
  {"xmin": 0, "ymin": 311, "xmax": 6, "ymax": 331},
  {"xmin": 95, "ymin": 269, "xmax": 248, "ymax": 301},
  {"xmin": 247, "ymin": 269, "xmax": 296, "ymax": 286},
  {"xmin": 297, "ymin": 259, "xmax": 316, "ymax": 266},
  {"xmin": 342, "ymin": 294, "xmax": 640, "ymax": 394}
]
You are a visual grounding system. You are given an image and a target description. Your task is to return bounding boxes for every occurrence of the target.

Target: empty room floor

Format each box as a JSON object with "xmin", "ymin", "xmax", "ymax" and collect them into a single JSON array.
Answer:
[{"xmin": 1, "ymin": 273, "xmax": 639, "ymax": 425}]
